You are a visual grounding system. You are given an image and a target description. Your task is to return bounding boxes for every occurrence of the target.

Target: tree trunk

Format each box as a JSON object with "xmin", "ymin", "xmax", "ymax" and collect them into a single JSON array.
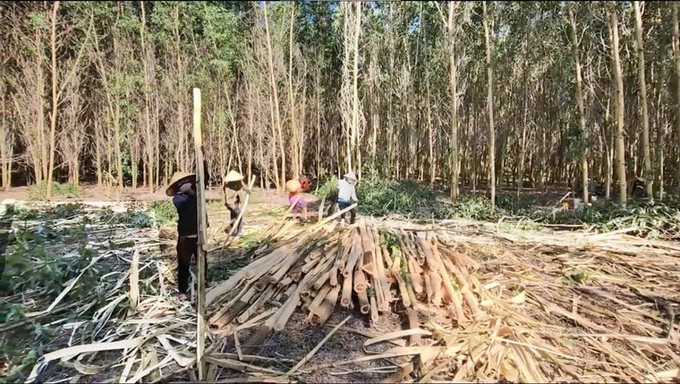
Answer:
[
  {"xmin": 268, "ymin": 92, "xmax": 280, "ymax": 189},
  {"xmin": 155, "ymin": 101, "xmax": 161, "ymax": 187},
  {"xmin": 517, "ymin": 74, "xmax": 529, "ymax": 196},
  {"xmin": 299, "ymin": 66, "xmax": 307, "ymax": 176},
  {"xmin": 569, "ymin": 7, "xmax": 589, "ymax": 204},
  {"xmin": 6, "ymin": 124, "xmax": 12, "ymax": 191},
  {"xmin": 316, "ymin": 67, "xmax": 322, "ymax": 179},
  {"xmin": 263, "ymin": 3, "xmax": 285, "ymax": 191},
  {"xmin": 426, "ymin": 53, "xmax": 434, "ymax": 187},
  {"xmin": 114, "ymin": 103, "xmax": 123, "ymax": 187},
  {"xmin": 448, "ymin": 2, "xmax": 459, "ymax": 200},
  {"xmin": 288, "ymin": 4, "xmax": 299, "ymax": 178},
  {"xmin": 610, "ymin": 9, "xmax": 627, "ymax": 204},
  {"xmin": 673, "ymin": 3, "xmax": 680, "ymax": 193},
  {"xmin": 351, "ymin": 2, "xmax": 362, "ymax": 178},
  {"xmin": 247, "ymin": 83, "xmax": 254, "ymax": 182},
  {"xmin": 46, "ymin": 1, "xmax": 60, "ymax": 199},
  {"xmin": 140, "ymin": 2, "xmax": 154, "ymax": 191},
  {"xmin": 657, "ymin": 65, "xmax": 665, "ymax": 200},
  {"xmin": 482, "ymin": 2, "xmax": 495, "ymax": 210},
  {"xmin": 634, "ymin": 1, "xmax": 653, "ymax": 197}
]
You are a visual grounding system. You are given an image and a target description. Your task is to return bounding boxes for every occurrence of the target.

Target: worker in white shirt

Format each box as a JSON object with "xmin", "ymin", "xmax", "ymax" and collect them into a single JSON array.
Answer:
[{"xmin": 337, "ymin": 172, "xmax": 358, "ymax": 225}]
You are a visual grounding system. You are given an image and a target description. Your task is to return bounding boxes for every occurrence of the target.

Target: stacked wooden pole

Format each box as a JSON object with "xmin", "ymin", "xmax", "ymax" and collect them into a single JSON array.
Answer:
[{"xmin": 205, "ymin": 218, "xmax": 485, "ymax": 351}]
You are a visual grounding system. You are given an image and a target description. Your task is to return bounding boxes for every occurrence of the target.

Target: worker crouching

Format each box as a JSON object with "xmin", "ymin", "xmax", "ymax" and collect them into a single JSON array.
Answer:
[{"xmin": 337, "ymin": 172, "xmax": 358, "ymax": 225}]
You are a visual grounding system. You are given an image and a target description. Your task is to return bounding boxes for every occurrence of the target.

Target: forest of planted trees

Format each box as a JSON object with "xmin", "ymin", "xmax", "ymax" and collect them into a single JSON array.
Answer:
[{"xmin": 1, "ymin": 1, "xmax": 679, "ymax": 205}]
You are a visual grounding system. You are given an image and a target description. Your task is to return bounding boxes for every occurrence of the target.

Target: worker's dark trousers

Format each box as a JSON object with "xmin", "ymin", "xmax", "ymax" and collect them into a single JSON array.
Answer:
[
  {"xmin": 338, "ymin": 201, "xmax": 357, "ymax": 224},
  {"xmin": 176, "ymin": 236, "xmax": 207, "ymax": 294},
  {"xmin": 228, "ymin": 205, "xmax": 244, "ymax": 235}
]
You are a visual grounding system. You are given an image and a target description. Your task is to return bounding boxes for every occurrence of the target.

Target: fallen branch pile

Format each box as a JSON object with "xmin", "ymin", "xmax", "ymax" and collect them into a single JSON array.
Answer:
[
  {"xmin": 205, "ymin": 217, "xmax": 486, "ymax": 352},
  {"xmin": 10, "ymin": 201, "xmax": 680, "ymax": 383}
]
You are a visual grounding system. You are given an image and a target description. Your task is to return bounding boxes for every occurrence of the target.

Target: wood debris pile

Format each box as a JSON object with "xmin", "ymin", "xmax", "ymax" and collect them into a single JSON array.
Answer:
[
  {"xmin": 205, "ymin": 217, "xmax": 484, "ymax": 350},
  {"xmin": 10, "ymin": 201, "xmax": 680, "ymax": 383},
  {"xmin": 204, "ymin": 217, "xmax": 680, "ymax": 383},
  {"xmin": 0, "ymin": 202, "xmax": 198, "ymax": 383}
]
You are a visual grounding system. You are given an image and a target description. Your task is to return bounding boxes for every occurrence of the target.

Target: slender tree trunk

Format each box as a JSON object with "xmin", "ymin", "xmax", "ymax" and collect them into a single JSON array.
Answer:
[
  {"xmin": 657, "ymin": 65, "xmax": 665, "ymax": 200},
  {"xmin": 247, "ymin": 83, "xmax": 254, "ymax": 181},
  {"xmin": 46, "ymin": 1, "xmax": 60, "ymax": 199},
  {"xmin": 114, "ymin": 103, "xmax": 123, "ymax": 187},
  {"xmin": 267, "ymin": 92, "xmax": 280, "ymax": 189},
  {"xmin": 351, "ymin": 2, "xmax": 362, "ymax": 178},
  {"xmin": 299, "ymin": 68, "xmax": 307, "ymax": 176},
  {"xmin": 448, "ymin": 2, "xmax": 459, "ymax": 200},
  {"xmin": 482, "ymin": 2, "xmax": 495, "ymax": 210},
  {"xmin": 6, "ymin": 124, "xmax": 12, "ymax": 191},
  {"xmin": 634, "ymin": 1, "xmax": 653, "ymax": 197},
  {"xmin": 288, "ymin": 4, "xmax": 299, "ymax": 178},
  {"xmin": 610, "ymin": 9, "xmax": 627, "ymax": 204},
  {"xmin": 130, "ymin": 139, "xmax": 137, "ymax": 190},
  {"xmin": 569, "ymin": 7, "xmax": 589, "ymax": 204},
  {"xmin": 517, "ymin": 73, "xmax": 529, "ymax": 196},
  {"xmin": 426, "ymin": 56, "xmax": 434, "ymax": 187},
  {"xmin": 155, "ymin": 101, "xmax": 161, "ymax": 187},
  {"xmin": 95, "ymin": 120, "xmax": 102, "ymax": 187},
  {"xmin": 316, "ymin": 68, "xmax": 322, "ymax": 179},
  {"xmin": 0, "ymin": 97, "xmax": 6, "ymax": 190},
  {"xmin": 673, "ymin": 4, "xmax": 680, "ymax": 193},
  {"xmin": 140, "ymin": 2, "xmax": 154, "ymax": 191},
  {"xmin": 263, "ymin": 3, "xmax": 285, "ymax": 190}
]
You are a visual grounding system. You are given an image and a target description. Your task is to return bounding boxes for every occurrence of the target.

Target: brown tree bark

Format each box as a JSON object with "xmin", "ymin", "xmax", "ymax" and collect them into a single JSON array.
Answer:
[
  {"xmin": 569, "ymin": 6, "xmax": 589, "ymax": 204},
  {"xmin": 46, "ymin": 1, "xmax": 60, "ymax": 199},
  {"xmin": 634, "ymin": 1, "xmax": 653, "ymax": 197},
  {"xmin": 263, "ymin": 2, "xmax": 285, "ymax": 191},
  {"xmin": 482, "ymin": 2, "xmax": 496, "ymax": 210},
  {"xmin": 140, "ymin": 2, "xmax": 154, "ymax": 191},
  {"xmin": 288, "ymin": 3, "xmax": 299, "ymax": 178},
  {"xmin": 448, "ymin": 2, "xmax": 459, "ymax": 200},
  {"xmin": 610, "ymin": 8, "xmax": 627, "ymax": 204},
  {"xmin": 673, "ymin": 3, "xmax": 680, "ymax": 193}
]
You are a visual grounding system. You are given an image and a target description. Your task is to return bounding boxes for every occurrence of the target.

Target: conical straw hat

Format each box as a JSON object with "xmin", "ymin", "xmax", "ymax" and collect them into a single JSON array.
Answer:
[
  {"xmin": 224, "ymin": 170, "xmax": 244, "ymax": 183},
  {"xmin": 343, "ymin": 172, "xmax": 357, "ymax": 181},
  {"xmin": 286, "ymin": 179, "xmax": 302, "ymax": 193},
  {"xmin": 166, "ymin": 172, "xmax": 196, "ymax": 196}
]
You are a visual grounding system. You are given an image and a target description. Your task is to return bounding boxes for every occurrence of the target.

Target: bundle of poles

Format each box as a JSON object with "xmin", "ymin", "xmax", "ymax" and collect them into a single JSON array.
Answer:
[{"xmin": 204, "ymin": 217, "xmax": 485, "ymax": 352}]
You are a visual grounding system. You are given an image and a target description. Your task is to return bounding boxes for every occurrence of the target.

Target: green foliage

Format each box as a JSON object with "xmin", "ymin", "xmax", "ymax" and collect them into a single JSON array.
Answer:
[
  {"xmin": 317, "ymin": 176, "xmax": 451, "ymax": 219},
  {"xmin": 315, "ymin": 176, "xmax": 339, "ymax": 202},
  {"xmin": 357, "ymin": 177, "xmax": 451, "ymax": 218},
  {"xmin": 453, "ymin": 194, "xmax": 680, "ymax": 240},
  {"xmin": 27, "ymin": 182, "xmax": 83, "ymax": 201},
  {"xmin": 149, "ymin": 200, "xmax": 178, "ymax": 228},
  {"xmin": 97, "ymin": 202, "xmax": 176, "ymax": 229},
  {"xmin": 449, "ymin": 196, "xmax": 498, "ymax": 221}
]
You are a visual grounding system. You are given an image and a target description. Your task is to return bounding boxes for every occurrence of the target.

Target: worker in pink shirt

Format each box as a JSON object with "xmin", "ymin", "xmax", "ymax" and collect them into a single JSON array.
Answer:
[{"xmin": 286, "ymin": 175, "xmax": 309, "ymax": 221}]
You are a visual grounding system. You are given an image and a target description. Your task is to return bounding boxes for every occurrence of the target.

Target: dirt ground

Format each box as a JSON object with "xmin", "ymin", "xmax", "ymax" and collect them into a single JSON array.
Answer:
[{"xmin": 0, "ymin": 183, "xmax": 318, "ymax": 206}]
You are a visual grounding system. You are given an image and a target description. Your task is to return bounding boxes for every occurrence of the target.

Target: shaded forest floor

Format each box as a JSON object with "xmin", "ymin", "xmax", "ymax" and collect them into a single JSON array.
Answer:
[{"xmin": 1, "ymin": 183, "xmax": 680, "ymax": 382}]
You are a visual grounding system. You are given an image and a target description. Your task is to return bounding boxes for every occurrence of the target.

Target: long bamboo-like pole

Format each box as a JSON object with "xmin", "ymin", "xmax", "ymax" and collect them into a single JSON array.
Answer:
[{"xmin": 193, "ymin": 88, "xmax": 207, "ymax": 380}]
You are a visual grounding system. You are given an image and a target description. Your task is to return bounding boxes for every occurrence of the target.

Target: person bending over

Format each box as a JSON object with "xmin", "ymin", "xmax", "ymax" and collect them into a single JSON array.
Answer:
[{"xmin": 337, "ymin": 172, "xmax": 358, "ymax": 225}]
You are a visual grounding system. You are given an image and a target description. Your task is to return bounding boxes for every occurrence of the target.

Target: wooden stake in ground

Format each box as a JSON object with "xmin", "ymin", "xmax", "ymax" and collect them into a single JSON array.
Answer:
[{"xmin": 193, "ymin": 88, "xmax": 207, "ymax": 380}]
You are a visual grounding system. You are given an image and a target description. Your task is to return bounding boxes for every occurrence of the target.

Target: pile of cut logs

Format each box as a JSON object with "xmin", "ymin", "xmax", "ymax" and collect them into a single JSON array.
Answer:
[{"xmin": 205, "ymin": 218, "xmax": 484, "ymax": 351}]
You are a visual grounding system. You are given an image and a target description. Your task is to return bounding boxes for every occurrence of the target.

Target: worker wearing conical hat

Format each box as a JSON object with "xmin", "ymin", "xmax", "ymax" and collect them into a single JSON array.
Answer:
[
  {"xmin": 222, "ymin": 170, "xmax": 247, "ymax": 236},
  {"xmin": 166, "ymin": 172, "xmax": 207, "ymax": 302},
  {"xmin": 286, "ymin": 174, "xmax": 310, "ymax": 221},
  {"xmin": 337, "ymin": 172, "xmax": 358, "ymax": 225}
]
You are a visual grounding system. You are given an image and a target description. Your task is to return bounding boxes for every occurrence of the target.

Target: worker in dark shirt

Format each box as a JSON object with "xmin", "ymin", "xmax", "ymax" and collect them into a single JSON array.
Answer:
[{"xmin": 166, "ymin": 172, "xmax": 207, "ymax": 302}]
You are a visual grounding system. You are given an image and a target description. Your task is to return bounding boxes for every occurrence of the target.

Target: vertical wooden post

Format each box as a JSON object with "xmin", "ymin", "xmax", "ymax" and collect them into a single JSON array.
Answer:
[{"xmin": 193, "ymin": 88, "xmax": 207, "ymax": 380}]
